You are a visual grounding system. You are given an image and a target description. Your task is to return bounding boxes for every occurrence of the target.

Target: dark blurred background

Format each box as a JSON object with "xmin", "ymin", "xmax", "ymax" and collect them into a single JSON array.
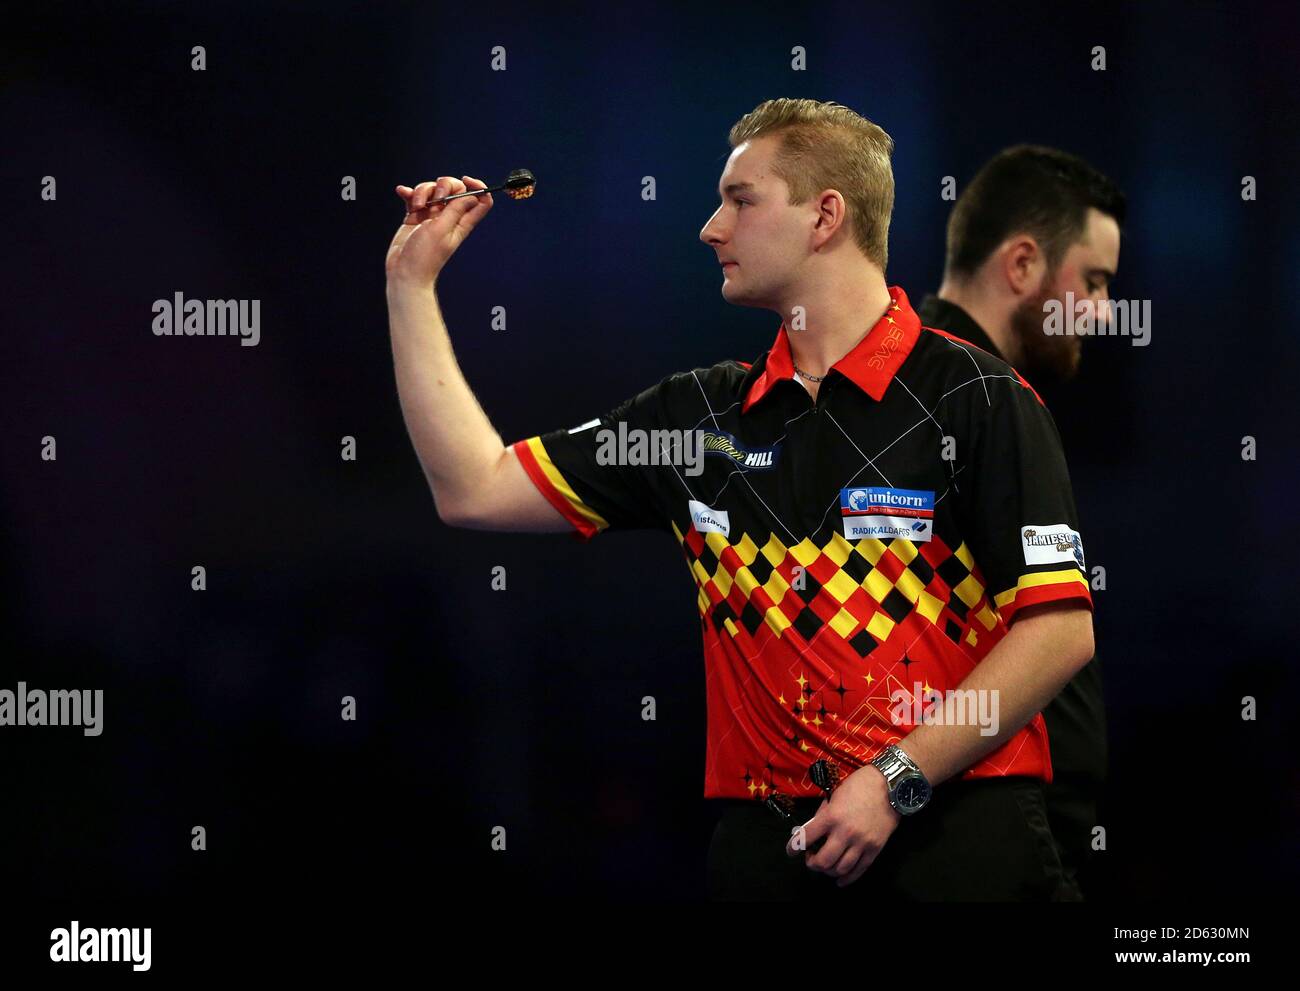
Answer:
[{"xmin": 2, "ymin": 0, "xmax": 1297, "ymax": 908}]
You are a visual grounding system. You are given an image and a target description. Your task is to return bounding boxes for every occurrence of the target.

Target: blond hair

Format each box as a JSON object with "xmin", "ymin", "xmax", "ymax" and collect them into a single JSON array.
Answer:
[{"xmin": 727, "ymin": 98, "xmax": 895, "ymax": 270}]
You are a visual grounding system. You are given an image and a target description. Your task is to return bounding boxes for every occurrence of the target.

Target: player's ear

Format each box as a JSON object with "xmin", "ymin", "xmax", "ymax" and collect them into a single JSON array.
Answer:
[
  {"xmin": 813, "ymin": 189, "xmax": 848, "ymax": 245},
  {"xmin": 1003, "ymin": 235, "xmax": 1043, "ymax": 296}
]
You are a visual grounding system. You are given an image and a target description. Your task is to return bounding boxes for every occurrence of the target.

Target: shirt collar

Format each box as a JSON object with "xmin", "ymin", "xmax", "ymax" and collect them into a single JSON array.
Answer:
[
  {"xmin": 741, "ymin": 285, "xmax": 922, "ymax": 414},
  {"xmin": 914, "ymin": 294, "xmax": 1002, "ymax": 359}
]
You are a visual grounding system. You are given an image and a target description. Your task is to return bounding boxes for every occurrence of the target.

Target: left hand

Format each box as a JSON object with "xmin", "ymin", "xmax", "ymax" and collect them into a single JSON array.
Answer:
[{"xmin": 784, "ymin": 765, "xmax": 902, "ymax": 887}]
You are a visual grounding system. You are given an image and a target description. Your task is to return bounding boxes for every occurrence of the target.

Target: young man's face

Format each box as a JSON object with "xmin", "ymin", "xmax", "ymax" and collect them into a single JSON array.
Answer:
[
  {"xmin": 699, "ymin": 134, "xmax": 812, "ymax": 310},
  {"xmin": 1013, "ymin": 206, "xmax": 1122, "ymax": 381}
]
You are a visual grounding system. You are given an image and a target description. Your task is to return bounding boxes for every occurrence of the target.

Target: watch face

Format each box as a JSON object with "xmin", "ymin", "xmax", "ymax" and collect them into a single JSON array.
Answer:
[{"xmin": 895, "ymin": 774, "xmax": 932, "ymax": 813}]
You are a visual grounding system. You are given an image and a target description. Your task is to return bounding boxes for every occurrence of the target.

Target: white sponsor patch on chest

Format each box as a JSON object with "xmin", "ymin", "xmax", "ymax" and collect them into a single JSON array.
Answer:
[{"xmin": 689, "ymin": 499, "xmax": 730, "ymax": 537}]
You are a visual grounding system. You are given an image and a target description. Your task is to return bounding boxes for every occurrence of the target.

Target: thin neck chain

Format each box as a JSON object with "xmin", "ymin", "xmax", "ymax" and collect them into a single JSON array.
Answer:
[{"xmin": 790, "ymin": 293, "xmax": 901, "ymax": 386}]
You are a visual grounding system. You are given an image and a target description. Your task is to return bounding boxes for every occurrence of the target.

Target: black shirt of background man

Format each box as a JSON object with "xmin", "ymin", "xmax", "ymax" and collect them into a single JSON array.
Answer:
[{"xmin": 917, "ymin": 293, "xmax": 1107, "ymax": 895}]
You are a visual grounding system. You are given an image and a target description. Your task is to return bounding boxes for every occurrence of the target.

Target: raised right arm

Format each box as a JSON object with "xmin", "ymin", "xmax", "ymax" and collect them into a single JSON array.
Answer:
[{"xmin": 386, "ymin": 177, "xmax": 570, "ymax": 533}]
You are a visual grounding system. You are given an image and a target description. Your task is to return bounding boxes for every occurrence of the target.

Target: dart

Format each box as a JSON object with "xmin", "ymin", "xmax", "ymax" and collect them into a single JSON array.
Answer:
[
  {"xmin": 809, "ymin": 758, "xmax": 842, "ymax": 797},
  {"xmin": 422, "ymin": 169, "xmax": 536, "ymax": 206}
]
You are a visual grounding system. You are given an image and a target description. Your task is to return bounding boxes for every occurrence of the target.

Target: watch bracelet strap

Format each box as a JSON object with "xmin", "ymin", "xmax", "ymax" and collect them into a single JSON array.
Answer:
[{"xmin": 873, "ymin": 744, "xmax": 929, "ymax": 788}]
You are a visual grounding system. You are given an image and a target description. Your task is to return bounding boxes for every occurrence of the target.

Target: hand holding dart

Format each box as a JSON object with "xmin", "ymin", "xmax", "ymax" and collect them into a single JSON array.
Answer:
[
  {"xmin": 397, "ymin": 169, "xmax": 536, "ymax": 213},
  {"xmin": 387, "ymin": 171, "xmax": 535, "ymax": 286},
  {"xmin": 427, "ymin": 168, "xmax": 536, "ymax": 204}
]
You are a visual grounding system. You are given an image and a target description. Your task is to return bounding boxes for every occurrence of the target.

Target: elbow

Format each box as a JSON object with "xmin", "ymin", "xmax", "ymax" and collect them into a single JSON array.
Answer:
[
  {"xmin": 1069, "ymin": 611, "xmax": 1096, "ymax": 672},
  {"xmin": 439, "ymin": 505, "xmax": 480, "ymax": 530},
  {"xmin": 433, "ymin": 492, "xmax": 474, "ymax": 529},
  {"xmin": 435, "ymin": 454, "xmax": 506, "ymax": 530}
]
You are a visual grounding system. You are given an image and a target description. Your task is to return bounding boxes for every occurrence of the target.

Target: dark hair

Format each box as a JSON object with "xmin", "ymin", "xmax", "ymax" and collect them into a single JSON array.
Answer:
[{"xmin": 944, "ymin": 145, "xmax": 1126, "ymax": 279}]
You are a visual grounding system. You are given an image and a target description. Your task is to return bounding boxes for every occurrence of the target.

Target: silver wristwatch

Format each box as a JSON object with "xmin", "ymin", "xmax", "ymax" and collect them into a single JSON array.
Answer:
[{"xmin": 870, "ymin": 743, "xmax": 933, "ymax": 815}]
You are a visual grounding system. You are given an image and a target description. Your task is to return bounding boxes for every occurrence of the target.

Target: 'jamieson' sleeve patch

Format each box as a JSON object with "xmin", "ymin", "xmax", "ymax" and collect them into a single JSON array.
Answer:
[{"xmin": 1021, "ymin": 524, "xmax": 1085, "ymax": 568}]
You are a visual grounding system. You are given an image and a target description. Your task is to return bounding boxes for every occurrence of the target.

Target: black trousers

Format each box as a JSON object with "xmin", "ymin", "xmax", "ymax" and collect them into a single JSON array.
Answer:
[
  {"xmin": 1041, "ymin": 656, "xmax": 1108, "ymax": 896},
  {"xmin": 706, "ymin": 776, "xmax": 1083, "ymax": 902}
]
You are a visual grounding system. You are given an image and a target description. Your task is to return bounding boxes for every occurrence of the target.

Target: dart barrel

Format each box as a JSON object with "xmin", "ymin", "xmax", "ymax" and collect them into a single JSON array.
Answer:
[{"xmin": 504, "ymin": 169, "xmax": 536, "ymax": 199}]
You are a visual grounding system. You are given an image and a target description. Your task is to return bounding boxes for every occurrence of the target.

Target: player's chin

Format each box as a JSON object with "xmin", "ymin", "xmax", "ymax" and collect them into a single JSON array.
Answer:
[{"xmin": 720, "ymin": 277, "xmax": 749, "ymax": 301}]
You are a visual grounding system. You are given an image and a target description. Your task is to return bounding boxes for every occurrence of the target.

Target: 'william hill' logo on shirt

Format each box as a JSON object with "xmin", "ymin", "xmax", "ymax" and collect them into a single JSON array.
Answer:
[
  {"xmin": 700, "ymin": 430, "xmax": 780, "ymax": 470},
  {"xmin": 840, "ymin": 486, "xmax": 935, "ymax": 542}
]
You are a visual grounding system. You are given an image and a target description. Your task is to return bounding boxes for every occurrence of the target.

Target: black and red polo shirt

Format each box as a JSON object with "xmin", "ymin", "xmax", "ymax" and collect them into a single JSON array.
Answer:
[{"xmin": 511, "ymin": 286, "xmax": 1093, "ymax": 801}]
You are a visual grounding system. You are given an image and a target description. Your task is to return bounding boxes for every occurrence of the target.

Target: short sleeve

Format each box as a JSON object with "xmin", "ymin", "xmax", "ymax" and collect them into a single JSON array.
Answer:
[
  {"xmin": 509, "ymin": 375, "xmax": 676, "ymax": 542},
  {"xmin": 951, "ymin": 370, "xmax": 1093, "ymax": 625}
]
